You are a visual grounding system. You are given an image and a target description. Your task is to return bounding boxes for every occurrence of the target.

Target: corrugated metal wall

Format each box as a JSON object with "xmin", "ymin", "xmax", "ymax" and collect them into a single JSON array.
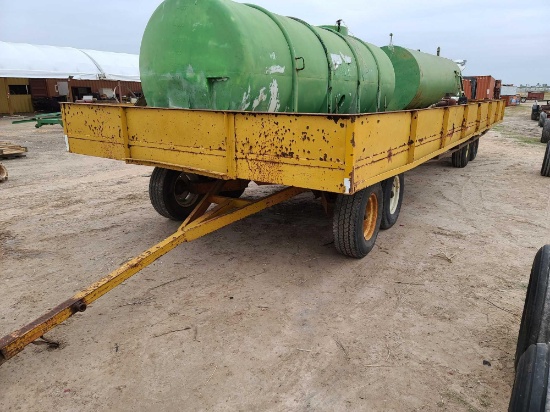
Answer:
[
  {"xmin": 44, "ymin": 79, "xmax": 142, "ymax": 98},
  {"xmin": 474, "ymin": 76, "xmax": 496, "ymax": 100},
  {"xmin": 1, "ymin": 77, "xmax": 143, "ymax": 114},
  {"xmin": 0, "ymin": 77, "xmax": 34, "ymax": 114},
  {"xmin": 29, "ymin": 78, "xmax": 49, "ymax": 98}
]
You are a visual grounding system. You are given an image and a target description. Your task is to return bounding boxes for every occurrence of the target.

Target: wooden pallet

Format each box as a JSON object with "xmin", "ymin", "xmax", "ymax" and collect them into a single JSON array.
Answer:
[{"xmin": 0, "ymin": 142, "xmax": 27, "ymax": 159}]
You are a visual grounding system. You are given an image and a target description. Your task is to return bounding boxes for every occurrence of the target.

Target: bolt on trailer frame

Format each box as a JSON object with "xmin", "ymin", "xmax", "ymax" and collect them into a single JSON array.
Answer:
[{"xmin": 0, "ymin": 100, "xmax": 505, "ymax": 364}]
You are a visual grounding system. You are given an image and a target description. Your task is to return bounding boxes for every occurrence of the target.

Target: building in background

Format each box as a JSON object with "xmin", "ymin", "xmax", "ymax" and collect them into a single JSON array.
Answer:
[{"xmin": 0, "ymin": 41, "xmax": 141, "ymax": 115}]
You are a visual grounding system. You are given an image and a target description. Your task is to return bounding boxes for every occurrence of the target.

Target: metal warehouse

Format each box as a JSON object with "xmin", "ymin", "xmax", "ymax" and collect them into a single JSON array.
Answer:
[{"xmin": 0, "ymin": 41, "xmax": 141, "ymax": 114}]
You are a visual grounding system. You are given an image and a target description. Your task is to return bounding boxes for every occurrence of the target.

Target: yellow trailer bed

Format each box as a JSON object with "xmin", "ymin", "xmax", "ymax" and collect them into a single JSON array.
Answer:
[
  {"xmin": 0, "ymin": 100, "xmax": 504, "ymax": 365},
  {"xmin": 62, "ymin": 100, "xmax": 504, "ymax": 194}
]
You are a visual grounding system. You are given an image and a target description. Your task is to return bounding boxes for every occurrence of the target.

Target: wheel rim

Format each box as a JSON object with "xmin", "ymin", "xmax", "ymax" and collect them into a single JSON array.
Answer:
[
  {"xmin": 173, "ymin": 173, "xmax": 199, "ymax": 207},
  {"xmin": 465, "ymin": 145, "xmax": 469, "ymax": 158},
  {"xmin": 363, "ymin": 193, "xmax": 378, "ymax": 240},
  {"xmin": 389, "ymin": 176, "xmax": 400, "ymax": 214}
]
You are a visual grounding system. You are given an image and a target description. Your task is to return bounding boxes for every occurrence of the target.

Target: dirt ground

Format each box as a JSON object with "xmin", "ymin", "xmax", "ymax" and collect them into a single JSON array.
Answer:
[{"xmin": 0, "ymin": 104, "xmax": 548, "ymax": 411}]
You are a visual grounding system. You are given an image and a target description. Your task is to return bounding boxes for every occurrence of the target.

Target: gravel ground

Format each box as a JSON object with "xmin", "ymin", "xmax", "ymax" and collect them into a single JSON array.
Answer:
[{"xmin": 0, "ymin": 104, "xmax": 549, "ymax": 411}]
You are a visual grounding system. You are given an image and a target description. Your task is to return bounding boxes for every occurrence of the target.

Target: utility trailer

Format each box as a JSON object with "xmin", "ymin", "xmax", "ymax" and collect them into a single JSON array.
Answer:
[{"xmin": 0, "ymin": 99, "xmax": 505, "ymax": 364}]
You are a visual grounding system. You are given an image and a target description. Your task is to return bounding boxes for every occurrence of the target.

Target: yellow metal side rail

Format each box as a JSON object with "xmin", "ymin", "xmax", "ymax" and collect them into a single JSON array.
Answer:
[
  {"xmin": 0, "ymin": 186, "xmax": 306, "ymax": 365},
  {"xmin": 62, "ymin": 100, "xmax": 505, "ymax": 195}
]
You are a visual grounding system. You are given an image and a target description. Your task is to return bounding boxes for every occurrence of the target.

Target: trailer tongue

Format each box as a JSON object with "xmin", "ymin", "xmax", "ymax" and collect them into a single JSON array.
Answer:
[{"xmin": 0, "ymin": 185, "xmax": 306, "ymax": 364}]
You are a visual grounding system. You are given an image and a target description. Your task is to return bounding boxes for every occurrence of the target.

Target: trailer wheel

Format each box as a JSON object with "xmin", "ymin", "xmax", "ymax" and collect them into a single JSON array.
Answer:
[
  {"xmin": 542, "ymin": 143, "xmax": 550, "ymax": 177},
  {"xmin": 451, "ymin": 145, "xmax": 469, "ymax": 168},
  {"xmin": 381, "ymin": 174, "xmax": 404, "ymax": 230},
  {"xmin": 515, "ymin": 245, "xmax": 550, "ymax": 368},
  {"xmin": 509, "ymin": 343, "xmax": 550, "ymax": 411},
  {"xmin": 542, "ymin": 122, "xmax": 550, "ymax": 144},
  {"xmin": 149, "ymin": 167, "xmax": 202, "ymax": 220},
  {"xmin": 468, "ymin": 139, "xmax": 479, "ymax": 161},
  {"xmin": 532, "ymin": 104, "xmax": 540, "ymax": 121},
  {"xmin": 333, "ymin": 183, "xmax": 383, "ymax": 258},
  {"xmin": 539, "ymin": 112, "xmax": 547, "ymax": 128}
]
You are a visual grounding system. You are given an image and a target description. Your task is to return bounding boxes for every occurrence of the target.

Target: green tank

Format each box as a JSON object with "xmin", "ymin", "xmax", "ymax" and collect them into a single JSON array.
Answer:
[
  {"xmin": 139, "ymin": 0, "xmax": 395, "ymax": 113},
  {"xmin": 139, "ymin": 0, "xmax": 461, "ymax": 114},
  {"xmin": 381, "ymin": 46, "xmax": 462, "ymax": 110}
]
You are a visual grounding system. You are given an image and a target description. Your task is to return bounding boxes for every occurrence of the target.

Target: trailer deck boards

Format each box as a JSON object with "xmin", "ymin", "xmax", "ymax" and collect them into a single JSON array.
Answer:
[{"xmin": 62, "ymin": 100, "xmax": 505, "ymax": 194}]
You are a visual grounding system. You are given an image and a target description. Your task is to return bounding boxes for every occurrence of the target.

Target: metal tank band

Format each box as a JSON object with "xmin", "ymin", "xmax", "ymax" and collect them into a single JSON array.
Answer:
[
  {"xmin": 244, "ymin": 4, "xmax": 299, "ymax": 112},
  {"xmin": 322, "ymin": 27, "xmax": 364, "ymax": 113},
  {"xmin": 352, "ymin": 37, "xmax": 385, "ymax": 112},
  {"xmin": 288, "ymin": 17, "xmax": 334, "ymax": 113}
]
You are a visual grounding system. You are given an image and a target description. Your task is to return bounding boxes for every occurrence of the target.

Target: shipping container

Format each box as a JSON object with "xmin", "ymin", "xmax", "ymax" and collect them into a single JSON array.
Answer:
[
  {"xmin": 0, "ymin": 77, "xmax": 33, "ymax": 114},
  {"xmin": 501, "ymin": 94, "xmax": 521, "ymax": 107},
  {"xmin": 1, "ymin": 77, "xmax": 143, "ymax": 114},
  {"xmin": 464, "ymin": 75, "xmax": 496, "ymax": 100},
  {"xmin": 528, "ymin": 91, "xmax": 544, "ymax": 100},
  {"xmin": 27, "ymin": 78, "xmax": 143, "ymax": 112},
  {"xmin": 42, "ymin": 79, "xmax": 142, "ymax": 101}
]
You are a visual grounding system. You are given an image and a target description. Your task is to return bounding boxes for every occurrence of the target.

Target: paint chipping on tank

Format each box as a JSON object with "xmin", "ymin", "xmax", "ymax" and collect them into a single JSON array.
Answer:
[
  {"xmin": 330, "ymin": 53, "xmax": 352, "ymax": 70},
  {"xmin": 252, "ymin": 87, "xmax": 267, "ymax": 110},
  {"xmin": 266, "ymin": 65, "xmax": 285, "ymax": 74},
  {"xmin": 341, "ymin": 54, "xmax": 352, "ymax": 64},
  {"xmin": 240, "ymin": 86, "xmax": 251, "ymax": 110},
  {"xmin": 268, "ymin": 79, "xmax": 280, "ymax": 112}
]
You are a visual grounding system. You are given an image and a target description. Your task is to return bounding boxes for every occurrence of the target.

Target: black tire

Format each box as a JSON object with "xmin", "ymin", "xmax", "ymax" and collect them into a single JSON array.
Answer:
[
  {"xmin": 532, "ymin": 105, "xmax": 540, "ymax": 121},
  {"xmin": 149, "ymin": 167, "xmax": 202, "ymax": 220},
  {"xmin": 380, "ymin": 174, "xmax": 404, "ymax": 230},
  {"xmin": 542, "ymin": 143, "xmax": 550, "ymax": 177},
  {"xmin": 515, "ymin": 245, "xmax": 550, "ymax": 368},
  {"xmin": 539, "ymin": 112, "xmax": 547, "ymax": 128},
  {"xmin": 508, "ymin": 343, "xmax": 550, "ymax": 412},
  {"xmin": 468, "ymin": 139, "xmax": 479, "ymax": 161},
  {"xmin": 542, "ymin": 122, "xmax": 550, "ymax": 144},
  {"xmin": 333, "ymin": 183, "xmax": 383, "ymax": 258},
  {"xmin": 451, "ymin": 145, "xmax": 470, "ymax": 168}
]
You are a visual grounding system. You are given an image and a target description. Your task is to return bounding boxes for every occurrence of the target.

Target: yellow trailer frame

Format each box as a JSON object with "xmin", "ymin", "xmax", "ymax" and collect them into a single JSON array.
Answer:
[
  {"xmin": 0, "ymin": 100, "xmax": 505, "ymax": 365},
  {"xmin": 62, "ymin": 101, "xmax": 504, "ymax": 194}
]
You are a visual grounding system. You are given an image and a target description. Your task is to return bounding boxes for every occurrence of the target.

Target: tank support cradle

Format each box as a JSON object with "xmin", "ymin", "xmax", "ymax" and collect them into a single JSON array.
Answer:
[{"xmin": 0, "ymin": 184, "xmax": 306, "ymax": 365}]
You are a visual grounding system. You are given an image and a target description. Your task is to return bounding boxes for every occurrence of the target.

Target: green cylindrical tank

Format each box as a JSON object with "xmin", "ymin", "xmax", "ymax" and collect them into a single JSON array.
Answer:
[
  {"xmin": 381, "ymin": 46, "xmax": 461, "ymax": 111},
  {"xmin": 139, "ymin": 0, "xmax": 395, "ymax": 113}
]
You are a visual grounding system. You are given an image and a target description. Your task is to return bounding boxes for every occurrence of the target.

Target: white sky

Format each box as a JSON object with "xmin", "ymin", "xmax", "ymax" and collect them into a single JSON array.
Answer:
[{"xmin": 0, "ymin": 0, "xmax": 547, "ymax": 86}]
